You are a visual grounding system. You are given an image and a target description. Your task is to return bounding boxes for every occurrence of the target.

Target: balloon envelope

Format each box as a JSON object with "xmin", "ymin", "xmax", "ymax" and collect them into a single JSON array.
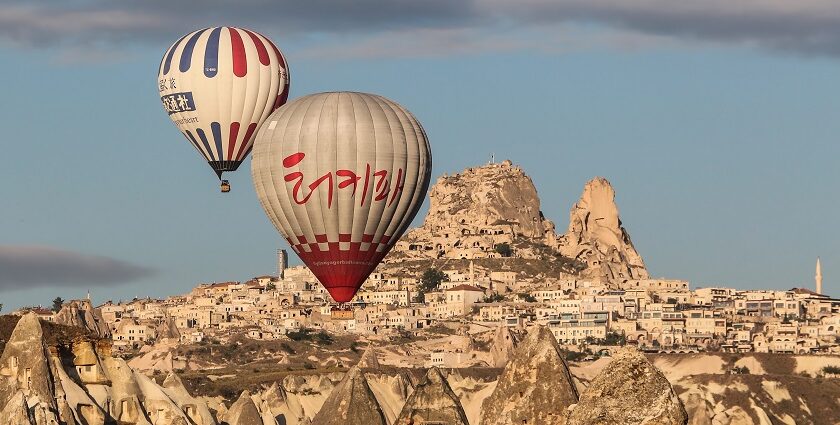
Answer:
[
  {"xmin": 252, "ymin": 92, "xmax": 432, "ymax": 302},
  {"xmin": 158, "ymin": 27, "xmax": 290, "ymax": 179}
]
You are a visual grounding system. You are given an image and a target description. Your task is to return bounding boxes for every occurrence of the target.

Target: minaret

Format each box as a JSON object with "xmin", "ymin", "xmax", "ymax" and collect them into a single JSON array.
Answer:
[
  {"xmin": 816, "ymin": 257, "xmax": 822, "ymax": 295},
  {"xmin": 277, "ymin": 249, "xmax": 288, "ymax": 280}
]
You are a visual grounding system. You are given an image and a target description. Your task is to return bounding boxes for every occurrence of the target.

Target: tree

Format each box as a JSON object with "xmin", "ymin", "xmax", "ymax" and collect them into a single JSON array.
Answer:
[
  {"xmin": 517, "ymin": 293, "xmax": 537, "ymax": 303},
  {"xmin": 494, "ymin": 243, "xmax": 512, "ymax": 257},
  {"xmin": 483, "ymin": 293, "xmax": 505, "ymax": 303},
  {"xmin": 416, "ymin": 268, "xmax": 447, "ymax": 302},
  {"xmin": 52, "ymin": 297, "xmax": 65, "ymax": 312},
  {"xmin": 265, "ymin": 282, "xmax": 276, "ymax": 291}
]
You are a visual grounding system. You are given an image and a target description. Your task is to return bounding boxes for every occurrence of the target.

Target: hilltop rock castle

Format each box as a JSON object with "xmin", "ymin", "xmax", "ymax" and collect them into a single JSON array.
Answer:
[{"xmin": 391, "ymin": 160, "xmax": 648, "ymax": 283}]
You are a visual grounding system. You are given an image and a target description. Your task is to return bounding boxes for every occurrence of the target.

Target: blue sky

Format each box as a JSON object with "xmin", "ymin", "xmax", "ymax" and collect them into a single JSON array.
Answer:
[{"xmin": 1, "ymin": 1, "xmax": 839, "ymax": 309}]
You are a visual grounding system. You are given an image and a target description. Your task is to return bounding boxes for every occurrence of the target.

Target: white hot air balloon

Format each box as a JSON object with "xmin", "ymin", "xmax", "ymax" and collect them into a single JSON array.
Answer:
[
  {"xmin": 158, "ymin": 26, "xmax": 290, "ymax": 192},
  {"xmin": 252, "ymin": 92, "xmax": 432, "ymax": 303}
]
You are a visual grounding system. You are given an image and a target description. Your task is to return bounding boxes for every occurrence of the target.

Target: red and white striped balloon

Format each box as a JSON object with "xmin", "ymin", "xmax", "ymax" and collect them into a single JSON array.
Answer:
[
  {"xmin": 158, "ymin": 26, "xmax": 289, "ymax": 180},
  {"xmin": 252, "ymin": 92, "xmax": 432, "ymax": 302}
]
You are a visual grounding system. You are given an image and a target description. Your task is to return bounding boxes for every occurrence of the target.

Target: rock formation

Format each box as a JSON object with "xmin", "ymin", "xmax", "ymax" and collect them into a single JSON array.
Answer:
[
  {"xmin": 357, "ymin": 346, "xmax": 381, "ymax": 369},
  {"xmin": 224, "ymin": 391, "xmax": 264, "ymax": 425},
  {"xmin": 0, "ymin": 313, "xmax": 58, "ymax": 417},
  {"xmin": 395, "ymin": 367, "xmax": 468, "ymax": 425},
  {"xmin": 489, "ymin": 324, "xmax": 519, "ymax": 368},
  {"xmin": 261, "ymin": 382, "xmax": 308, "ymax": 425},
  {"xmin": 393, "ymin": 160, "xmax": 557, "ymax": 259},
  {"xmin": 0, "ymin": 313, "xmax": 214, "ymax": 425},
  {"xmin": 0, "ymin": 391, "xmax": 34, "ymax": 425},
  {"xmin": 310, "ymin": 366, "xmax": 386, "ymax": 425},
  {"xmin": 53, "ymin": 299, "xmax": 111, "ymax": 338},
  {"xmin": 567, "ymin": 347, "xmax": 687, "ymax": 425},
  {"xmin": 387, "ymin": 162, "xmax": 649, "ymax": 284},
  {"xmin": 558, "ymin": 177, "xmax": 648, "ymax": 282},
  {"xmin": 479, "ymin": 326, "xmax": 578, "ymax": 425},
  {"xmin": 156, "ymin": 315, "xmax": 181, "ymax": 340},
  {"xmin": 162, "ymin": 372, "xmax": 218, "ymax": 425}
]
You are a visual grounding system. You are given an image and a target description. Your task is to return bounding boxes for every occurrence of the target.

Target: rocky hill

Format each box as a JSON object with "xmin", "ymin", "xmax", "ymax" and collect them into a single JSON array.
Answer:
[
  {"xmin": 392, "ymin": 160, "xmax": 557, "ymax": 260},
  {"xmin": 557, "ymin": 177, "xmax": 649, "ymax": 281},
  {"xmin": 388, "ymin": 160, "xmax": 648, "ymax": 284}
]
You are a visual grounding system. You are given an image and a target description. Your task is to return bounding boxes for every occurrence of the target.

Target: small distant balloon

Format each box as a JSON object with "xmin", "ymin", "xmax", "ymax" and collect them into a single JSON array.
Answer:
[
  {"xmin": 157, "ymin": 27, "xmax": 290, "ymax": 189},
  {"xmin": 251, "ymin": 92, "xmax": 432, "ymax": 303}
]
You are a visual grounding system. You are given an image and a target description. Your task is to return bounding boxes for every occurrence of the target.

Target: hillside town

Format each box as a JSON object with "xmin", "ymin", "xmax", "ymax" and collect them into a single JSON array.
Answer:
[
  {"xmin": 20, "ymin": 162, "xmax": 840, "ymax": 361},
  {"xmin": 4, "ymin": 161, "xmax": 840, "ymax": 425}
]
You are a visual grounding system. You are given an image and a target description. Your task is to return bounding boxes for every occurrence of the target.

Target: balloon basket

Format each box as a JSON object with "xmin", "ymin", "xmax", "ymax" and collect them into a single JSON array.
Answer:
[{"xmin": 220, "ymin": 180, "xmax": 231, "ymax": 193}]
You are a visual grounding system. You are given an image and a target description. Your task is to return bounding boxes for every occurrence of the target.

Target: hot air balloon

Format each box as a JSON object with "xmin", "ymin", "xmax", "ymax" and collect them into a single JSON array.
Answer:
[
  {"xmin": 252, "ymin": 92, "xmax": 432, "ymax": 303},
  {"xmin": 158, "ymin": 27, "xmax": 290, "ymax": 192}
]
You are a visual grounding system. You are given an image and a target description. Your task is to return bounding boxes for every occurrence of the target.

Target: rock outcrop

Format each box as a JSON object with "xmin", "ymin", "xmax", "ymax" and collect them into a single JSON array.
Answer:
[
  {"xmin": 396, "ymin": 367, "xmax": 468, "ymax": 425},
  {"xmin": 162, "ymin": 372, "xmax": 218, "ymax": 425},
  {"xmin": 0, "ymin": 313, "xmax": 214, "ymax": 425},
  {"xmin": 479, "ymin": 326, "xmax": 578, "ymax": 425},
  {"xmin": 393, "ymin": 160, "xmax": 557, "ymax": 259},
  {"xmin": 310, "ymin": 367, "xmax": 386, "ymax": 425},
  {"xmin": 156, "ymin": 315, "xmax": 181, "ymax": 341},
  {"xmin": 489, "ymin": 324, "xmax": 519, "ymax": 368},
  {"xmin": 0, "ymin": 313, "xmax": 58, "ymax": 415},
  {"xmin": 53, "ymin": 299, "xmax": 111, "ymax": 338},
  {"xmin": 224, "ymin": 391, "xmax": 263, "ymax": 425},
  {"xmin": 357, "ymin": 346, "xmax": 380, "ymax": 369},
  {"xmin": 388, "ymin": 162, "xmax": 649, "ymax": 283},
  {"xmin": 261, "ymin": 382, "xmax": 308, "ymax": 425},
  {"xmin": 567, "ymin": 347, "xmax": 687, "ymax": 425},
  {"xmin": 557, "ymin": 177, "xmax": 648, "ymax": 282},
  {"xmin": 0, "ymin": 391, "xmax": 34, "ymax": 425}
]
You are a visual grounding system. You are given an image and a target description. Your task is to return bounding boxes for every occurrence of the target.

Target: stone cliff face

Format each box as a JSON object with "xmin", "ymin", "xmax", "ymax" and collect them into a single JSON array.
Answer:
[
  {"xmin": 0, "ymin": 313, "xmax": 58, "ymax": 422},
  {"xmin": 558, "ymin": 177, "xmax": 648, "ymax": 281},
  {"xmin": 479, "ymin": 326, "xmax": 579, "ymax": 425},
  {"xmin": 310, "ymin": 367, "xmax": 387, "ymax": 425},
  {"xmin": 396, "ymin": 367, "xmax": 468, "ymax": 425},
  {"xmin": 53, "ymin": 299, "xmax": 111, "ymax": 338},
  {"xmin": 0, "ymin": 313, "xmax": 215, "ymax": 425},
  {"xmin": 393, "ymin": 160, "xmax": 557, "ymax": 260},
  {"xmin": 567, "ymin": 347, "xmax": 687, "ymax": 425},
  {"xmin": 390, "ymin": 162, "xmax": 648, "ymax": 283}
]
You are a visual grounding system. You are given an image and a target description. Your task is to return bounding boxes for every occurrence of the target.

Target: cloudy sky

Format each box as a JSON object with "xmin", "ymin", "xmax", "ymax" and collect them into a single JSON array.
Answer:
[{"xmin": 2, "ymin": 0, "xmax": 838, "ymax": 309}]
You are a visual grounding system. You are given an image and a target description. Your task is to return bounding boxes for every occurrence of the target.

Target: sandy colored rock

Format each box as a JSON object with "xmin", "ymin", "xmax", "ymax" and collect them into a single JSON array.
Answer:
[
  {"xmin": 567, "ymin": 347, "xmax": 687, "ymax": 425},
  {"xmin": 162, "ymin": 372, "xmax": 218, "ymax": 425},
  {"xmin": 156, "ymin": 315, "xmax": 181, "ymax": 340},
  {"xmin": 489, "ymin": 324, "xmax": 519, "ymax": 368},
  {"xmin": 310, "ymin": 367, "xmax": 386, "ymax": 425},
  {"xmin": 225, "ymin": 391, "xmax": 264, "ymax": 425},
  {"xmin": 262, "ymin": 382, "xmax": 308, "ymax": 425},
  {"xmin": 0, "ymin": 313, "xmax": 57, "ymax": 413},
  {"xmin": 367, "ymin": 372, "xmax": 413, "ymax": 424},
  {"xmin": 393, "ymin": 160, "xmax": 557, "ymax": 260},
  {"xmin": 357, "ymin": 346, "xmax": 381, "ymax": 369},
  {"xmin": 396, "ymin": 367, "xmax": 468, "ymax": 425},
  {"xmin": 0, "ymin": 391, "xmax": 34, "ymax": 425},
  {"xmin": 558, "ymin": 177, "xmax": 648, "ymax": 281},
  {"xmin": 479, "ymin": 326, "xmax": 578, "ymax": 425},
  {"xmin": 53, "ymin": 299, "xmax": 111, "ymax": 338}
]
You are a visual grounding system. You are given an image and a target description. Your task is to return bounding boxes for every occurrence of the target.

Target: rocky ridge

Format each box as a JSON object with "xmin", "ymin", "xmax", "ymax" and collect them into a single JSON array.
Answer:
[{"xmin": 389, "ymin": 160, "xmax": 648, "ymax": 283}]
